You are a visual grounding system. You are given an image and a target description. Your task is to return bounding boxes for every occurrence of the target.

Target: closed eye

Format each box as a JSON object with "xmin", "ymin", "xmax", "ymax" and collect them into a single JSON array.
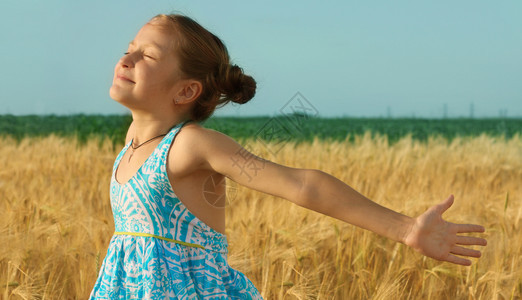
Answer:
[{"xmin": 122, "ymin": 51, "xmax": 156, "ymax": 60}]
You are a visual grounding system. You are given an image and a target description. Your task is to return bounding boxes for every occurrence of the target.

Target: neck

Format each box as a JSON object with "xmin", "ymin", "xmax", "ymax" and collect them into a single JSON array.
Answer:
[{"xmin": 130, "ymin": 111, "xmax": 189, "ymax": 145}]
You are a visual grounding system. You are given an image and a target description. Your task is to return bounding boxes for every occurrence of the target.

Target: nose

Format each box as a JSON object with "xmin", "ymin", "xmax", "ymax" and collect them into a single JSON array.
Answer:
[{"xmin": 119, "ymin": 53, "xmax": 134, "ymax": 68}]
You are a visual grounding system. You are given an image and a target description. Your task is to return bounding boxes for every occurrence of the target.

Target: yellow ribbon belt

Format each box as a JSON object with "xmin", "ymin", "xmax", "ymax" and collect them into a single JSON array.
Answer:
[{"xmin": 114, "ymin": 231, "xmax": 205, "ymax": 249}]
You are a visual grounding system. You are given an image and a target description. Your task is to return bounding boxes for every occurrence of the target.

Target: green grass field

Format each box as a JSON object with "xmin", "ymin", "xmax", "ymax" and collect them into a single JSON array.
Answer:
[{"xmin": 0, "ymin": 114, "xmax": 520, "ymax": 144}]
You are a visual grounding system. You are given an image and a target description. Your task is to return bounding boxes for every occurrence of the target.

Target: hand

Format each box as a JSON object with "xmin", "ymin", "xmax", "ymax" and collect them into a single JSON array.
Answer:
[{"xmin": 403, "ymin": 195, "xmax": 487, "ymax": 266}]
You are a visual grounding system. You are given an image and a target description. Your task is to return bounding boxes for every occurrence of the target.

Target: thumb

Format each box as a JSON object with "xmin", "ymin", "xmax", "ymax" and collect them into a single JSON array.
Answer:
[{"xmin": 436, "ymin": 194, "xmax": 454, "ymax": 214}]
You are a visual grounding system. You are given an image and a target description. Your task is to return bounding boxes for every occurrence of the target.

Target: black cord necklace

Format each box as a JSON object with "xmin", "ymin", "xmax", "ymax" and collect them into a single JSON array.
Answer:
[{"xmin": 128, "ymin": 134, "xmax": 167, "ymax": 162}]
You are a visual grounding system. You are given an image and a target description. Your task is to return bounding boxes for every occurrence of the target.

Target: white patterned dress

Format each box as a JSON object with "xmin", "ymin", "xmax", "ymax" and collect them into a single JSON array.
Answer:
[{"xmin": 89, "ymin": 121, "xmax": 263, "ymax": 299}]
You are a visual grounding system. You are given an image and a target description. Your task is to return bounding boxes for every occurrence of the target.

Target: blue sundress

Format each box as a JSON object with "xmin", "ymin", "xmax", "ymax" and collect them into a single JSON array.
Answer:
[{"xmin": 89, "ymin": 121, "xmax": 263, "ymax": 299}]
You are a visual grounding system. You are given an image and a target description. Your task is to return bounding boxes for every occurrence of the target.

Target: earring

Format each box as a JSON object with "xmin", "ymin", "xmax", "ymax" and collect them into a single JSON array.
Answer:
[{"xmin": 175, "ymin": 99, "xmax": 179, "ymax": 104}]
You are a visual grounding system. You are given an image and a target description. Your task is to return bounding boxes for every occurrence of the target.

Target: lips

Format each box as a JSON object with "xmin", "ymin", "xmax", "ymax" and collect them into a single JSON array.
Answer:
[{"xmin": 116, "ymin": 74, "xmax": 135, "ymax": 83}]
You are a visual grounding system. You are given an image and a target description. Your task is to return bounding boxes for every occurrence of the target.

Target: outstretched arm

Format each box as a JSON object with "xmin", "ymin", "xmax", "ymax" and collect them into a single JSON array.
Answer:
[
  {"xmin": 182, "ymin": 125, "xmax": 487, "ymax": 266},
  {"xmin": 300, "ymin": 170, "xmax": 487, "ymax": 266}
]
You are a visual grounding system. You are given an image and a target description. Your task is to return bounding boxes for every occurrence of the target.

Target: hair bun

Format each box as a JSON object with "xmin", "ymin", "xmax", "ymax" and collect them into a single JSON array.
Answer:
[{"xmin": 220, "ymin": 64, "xmax": 256, "ymax": 105}]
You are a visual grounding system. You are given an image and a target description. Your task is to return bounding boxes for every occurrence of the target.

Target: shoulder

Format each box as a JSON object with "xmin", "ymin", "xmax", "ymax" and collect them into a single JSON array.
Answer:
[
  {"xmin": 177, "ymin": 121, "xmax": 219, "ymax": 140},
  {"xmin": 177, "ymin": 122, "xmax": 239, "ymax": 149},
  {"xmin": 169, "ymin": 121, "xmax": 243, "ymax": 173}
]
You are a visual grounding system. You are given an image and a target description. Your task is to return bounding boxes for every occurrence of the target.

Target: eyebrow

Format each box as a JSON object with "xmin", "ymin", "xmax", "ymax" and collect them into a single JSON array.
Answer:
[{"xmin": 128, "ymin": 41, "xmax": 164, "ymax": 51}]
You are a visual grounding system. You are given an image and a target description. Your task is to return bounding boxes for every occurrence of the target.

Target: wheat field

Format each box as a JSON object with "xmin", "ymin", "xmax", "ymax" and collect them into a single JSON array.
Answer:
[{"xmin": 1, "ymin": 133, "xmax": 520, "ymax": 299}]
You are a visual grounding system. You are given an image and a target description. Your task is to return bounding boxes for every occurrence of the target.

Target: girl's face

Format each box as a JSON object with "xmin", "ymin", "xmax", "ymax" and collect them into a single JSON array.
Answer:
[{"xmin": 110, "ymin": 23, "xmax": 185, "ymax": 110}]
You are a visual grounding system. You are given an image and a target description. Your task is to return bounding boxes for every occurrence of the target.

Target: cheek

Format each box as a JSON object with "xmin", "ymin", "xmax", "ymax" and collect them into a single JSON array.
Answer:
[{"xmin": 145, "ymin": 69, "xmax": 176, "ymax": 90}]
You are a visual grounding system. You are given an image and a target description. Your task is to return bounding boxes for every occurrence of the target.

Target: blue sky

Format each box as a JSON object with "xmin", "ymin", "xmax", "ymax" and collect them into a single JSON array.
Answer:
[{"xmin": 1, "ymin": 0, "xmax": 521, "ymax": 118}]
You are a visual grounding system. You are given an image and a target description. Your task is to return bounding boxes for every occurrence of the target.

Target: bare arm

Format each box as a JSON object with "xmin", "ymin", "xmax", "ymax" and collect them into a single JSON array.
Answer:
[
  {"xmin": 184, "ymin": 125, "xmax": 487, "ymax": 266},
  {"xmin": 299, "ymin": 170, "xmax": 487, "ymax": 266},
  {"xmin": 298, "ymin": 169, "xmax": 413, "ymax": 243}
]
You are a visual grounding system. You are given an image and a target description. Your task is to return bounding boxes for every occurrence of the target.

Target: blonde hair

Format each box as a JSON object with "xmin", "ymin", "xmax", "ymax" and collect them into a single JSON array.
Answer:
[{"xmin": 150, "ymin": 14, "xmax": 256, "ymax": 122}]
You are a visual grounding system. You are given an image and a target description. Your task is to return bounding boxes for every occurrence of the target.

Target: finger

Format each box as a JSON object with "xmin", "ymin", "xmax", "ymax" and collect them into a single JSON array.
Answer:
[
  {"xmin": 456, "ymin": 235, "xmax": 487, "ymax": 246},
  {"xmin": 450, "ymin": 245, "xmax": 482, "ymax": 258},
  {"xmin": 456, "ymin": 224, "xmax": 485, "ymax": 234},
  {"xmin": 437, "ymin": 195, "xmax": 454, "ymax": 214},
  {"xmin": 445, "ymin": 254, "xmax": 472, "ymax": 266}
]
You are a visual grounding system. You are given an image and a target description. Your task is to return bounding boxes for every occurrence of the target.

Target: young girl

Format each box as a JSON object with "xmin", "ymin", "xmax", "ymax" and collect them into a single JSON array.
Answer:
[{"xmin": 89, "ymin": 13, "xmax": 487, "ymax": 299}]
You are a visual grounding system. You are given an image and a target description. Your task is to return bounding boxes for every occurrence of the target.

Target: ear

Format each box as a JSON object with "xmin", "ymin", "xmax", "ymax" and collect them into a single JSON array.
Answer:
[{"xmin": 174, "ymin": 79, "xmax": 202, "ymax": 105}]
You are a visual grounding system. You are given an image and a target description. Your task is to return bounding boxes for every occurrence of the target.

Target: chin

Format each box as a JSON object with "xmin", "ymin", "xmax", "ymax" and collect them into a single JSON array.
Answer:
[
  {"xmin": 110, "ymin": 86, "xmax": 132, "ymax": 106},
  {"xmin": 110, "ymin": 88, "xmax": 146, "ymax": 112}
]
